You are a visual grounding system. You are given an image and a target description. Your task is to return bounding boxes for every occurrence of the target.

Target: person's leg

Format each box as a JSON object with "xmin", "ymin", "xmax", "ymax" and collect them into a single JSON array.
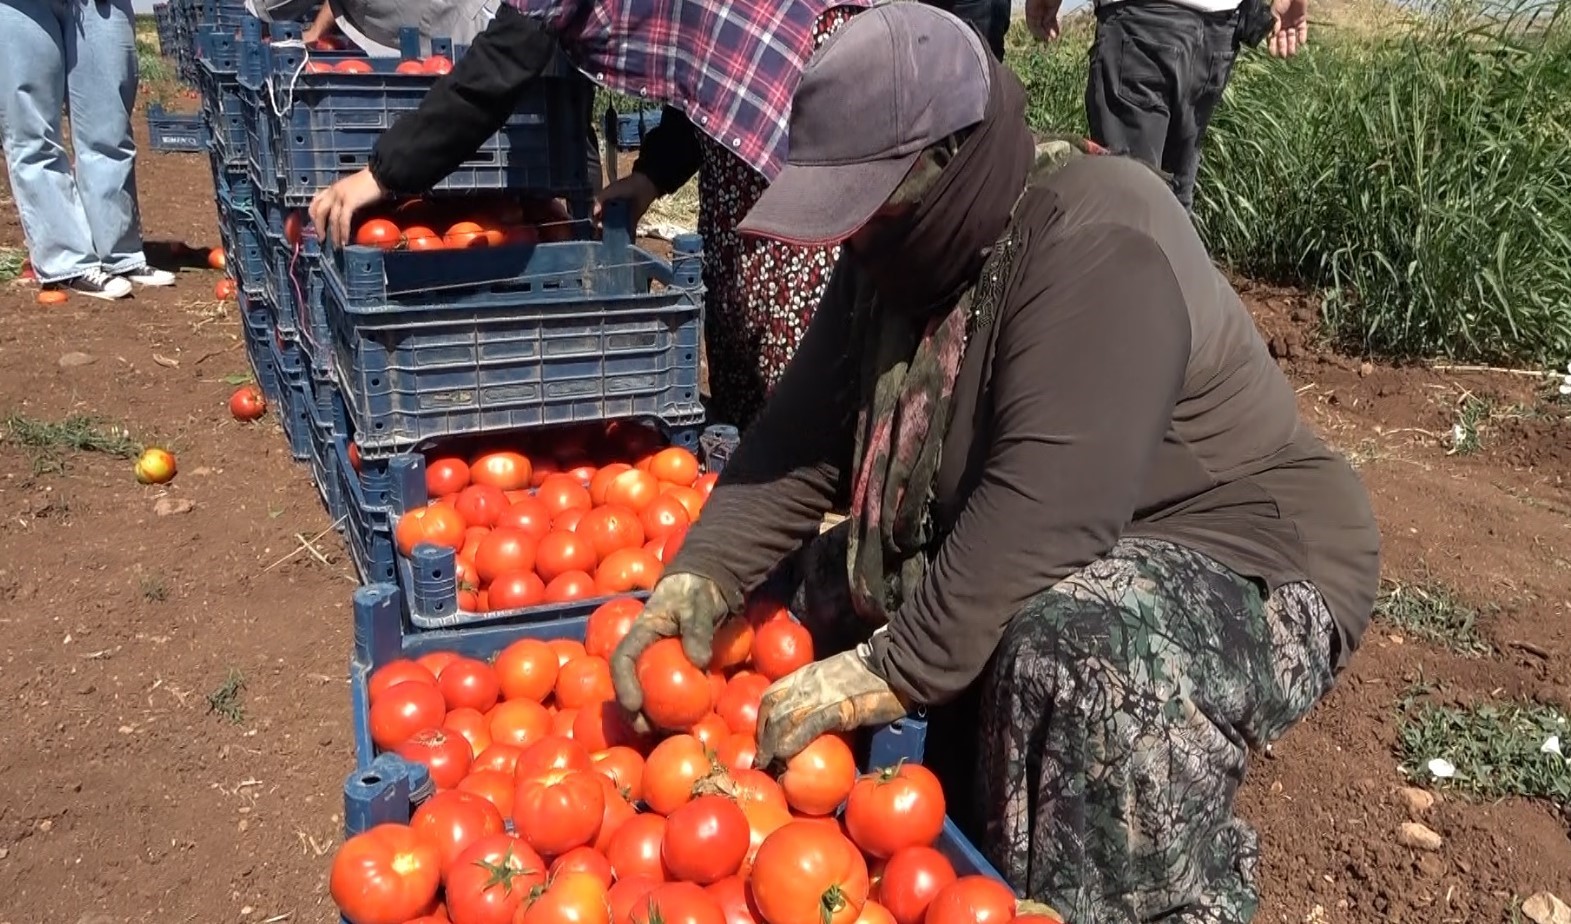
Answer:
[
  {"xmin": 974, "ymin": 537, "xmax": 1338, "ymax": 923},
  {"xmin": 65, "ymin": 0, "xmax": 166, "ymax": 283},
  {"xmin": 0, "ymin": 0, "xmax": 106, "ymax": 286},
  {"xmin": 1085, "ymin": 2, "xmax": 1206, "ymax": 202},
  {"xmin": 1161, "ymin": 9, "xmax": 1242, "ymax": 211}
]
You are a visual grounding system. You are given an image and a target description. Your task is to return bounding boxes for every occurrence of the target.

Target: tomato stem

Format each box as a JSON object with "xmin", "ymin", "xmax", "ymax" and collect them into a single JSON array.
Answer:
[{"xmin": 820, "ymin": 884, "xmax": 848, "ymax": 924}]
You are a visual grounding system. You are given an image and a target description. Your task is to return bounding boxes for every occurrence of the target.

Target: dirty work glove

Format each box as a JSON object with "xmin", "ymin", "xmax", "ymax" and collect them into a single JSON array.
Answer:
[
  {"xmin": 754, "ymin": 642, "xmax": 907, "ymax": 768},
  {"xmin": 610, "ymin": 572, "xmax": 730, "ymax": 722}
]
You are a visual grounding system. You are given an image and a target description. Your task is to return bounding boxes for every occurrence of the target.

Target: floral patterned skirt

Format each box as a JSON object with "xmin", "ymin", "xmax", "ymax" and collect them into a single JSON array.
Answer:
[{"xmin": 694, "ymin": 6, "xmax": 858, "ymax": 430}]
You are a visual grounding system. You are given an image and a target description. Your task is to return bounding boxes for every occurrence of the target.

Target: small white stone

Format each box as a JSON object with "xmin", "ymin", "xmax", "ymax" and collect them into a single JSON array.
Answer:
[{"xmin": 1426, "ymin": 758, "xmax": 1456, "ymax": 779}]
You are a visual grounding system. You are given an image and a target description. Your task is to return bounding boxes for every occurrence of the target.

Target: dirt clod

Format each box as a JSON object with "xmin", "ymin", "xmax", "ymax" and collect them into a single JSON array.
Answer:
[
  {"xmin": 57, "ymin": 351, "xmax": 95, "ymax": 368},
  {"xmin": 1397, "ymin": 822, "xmax": 1444, "ymax": 851},
  {"xmin": 153, "ymin": 497, "xmax": 196, "ymax": 516},
  {"xmin": 1394, "ymin": 787, "xmax": 1436, "ymax": 816},
  {"xmin": 1524, "ymin": 892, "xmax": 1571, "ymax": 924}
]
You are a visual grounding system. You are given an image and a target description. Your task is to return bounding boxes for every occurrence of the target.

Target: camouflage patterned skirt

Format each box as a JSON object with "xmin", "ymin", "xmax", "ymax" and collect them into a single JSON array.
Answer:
[{"xmin": 782, "ymin": 532, "xmax": 1339, "ymax": 924}]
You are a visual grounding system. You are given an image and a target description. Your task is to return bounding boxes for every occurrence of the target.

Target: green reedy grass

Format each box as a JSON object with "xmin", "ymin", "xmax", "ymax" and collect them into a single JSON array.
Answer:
[{"xmin": 1006, "ymin": 0, "xmax": 1571, "ymax": 366}]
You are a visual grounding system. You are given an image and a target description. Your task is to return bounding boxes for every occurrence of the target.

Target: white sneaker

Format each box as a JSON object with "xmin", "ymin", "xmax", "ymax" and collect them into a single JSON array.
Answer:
[
  {"xmin": 120, "ymin": 265, "xmax": 177, "ymax": 287},
  {"xmin": 67, "ymin": 269, "xmax": 134, "ymax": 300}
]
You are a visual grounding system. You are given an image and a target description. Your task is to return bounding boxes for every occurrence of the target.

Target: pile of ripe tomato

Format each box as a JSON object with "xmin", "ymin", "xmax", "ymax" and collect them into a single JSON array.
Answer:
[
  {"xmin": 334, "ymin": 594, "xmax": 1059, "ymax": 924},
  {"xmin": 339, "ymin": 195, "xmax": 578, "ymax": 252},
  {"xmin": 387, "ymin": 421, "xmax": 716, "ymax": 614}
]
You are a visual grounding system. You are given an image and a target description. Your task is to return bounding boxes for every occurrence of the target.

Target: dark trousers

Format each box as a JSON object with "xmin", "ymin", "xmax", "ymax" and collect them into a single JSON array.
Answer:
[
  {"xmin": 921, "ymin": 0, "xmax": 1011, "ymax": 61},
  {"xmin": 1086, "ymin": 0, "xmax": 1240, "ymax": 211}
]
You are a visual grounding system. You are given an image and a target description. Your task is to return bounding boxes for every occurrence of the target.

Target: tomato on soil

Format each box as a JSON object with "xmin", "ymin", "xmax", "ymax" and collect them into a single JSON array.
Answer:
[
  {"xmin": 329, "ymin": 823, "xmax": 442, "ymax": 924},
  {"xmin": 443, "ymin": 834, "xmax": 547, "ymax": 924},
  {"xmin": 436, "ymin": 657, "xmax": 501, "ymax": 713},
  {"xmin": 369, "ymin": 681, "xmax": 447, "ymax": 750},
  {"xmin": 662, "ymin": 794, "xmax": 751, "ymax": 885},
  {"xmin": 229, "ymin": 385, "xmax": 266, "ymax": 421},
  {"xmin": 207, "ymin": 246, "xmax": 226, "ymax": 269},
  {"xmin": 751, "ymin": 619, "xmax": 814, "ymax": 681},
  {"xmin": 493, "ymin": 637, "xmax": 559, "ymax": 702},
  {"xmin": 844, "ymin": 763, "xmax": 946, "ymax": 858},
  {"xmin": 749, "ymin": 822, "xmax": 871, "ymax": 924},
  {"xmin": 636, "ymin": 638, "xmax": 715, "ymax": 730},
  {"xmin": 920, "ymin": 876, "xmax": 1017, "ymax": 924},
  {"xmin": 214, "ymin": 277, "xmax": 236, "ymax": 300}
]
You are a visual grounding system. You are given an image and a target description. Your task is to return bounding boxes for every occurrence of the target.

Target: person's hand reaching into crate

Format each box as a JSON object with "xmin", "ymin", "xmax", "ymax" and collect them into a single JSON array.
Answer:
[
  {"xmin": 609, "ymin": 572, "xmax": 730, "ymax": 731},
  {"xmin": 309, "ymin": 168, "xmax": 388, "ymax": 247},
  {"xmin": 753, "ymin": 637, "xmax": 907, "ymax": 767},
  {"xmin": 595, "ymin": 172, "xmax": 661, "ymax": 228}
]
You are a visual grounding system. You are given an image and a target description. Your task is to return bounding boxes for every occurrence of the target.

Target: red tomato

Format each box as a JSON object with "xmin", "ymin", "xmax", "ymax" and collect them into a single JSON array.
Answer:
[
  {"xmin": 715, "ymin": 733, "xmax": 758, "ymax": 773},
  {"xmin": 605, "ymin": 468, "xmax": 661, "ymax": 513},
  {"xmin": 474, "ymin": 528, "xmax": 537, "ymax": 583},
  {"xmin": 496, "ymin": 495, "xmax": 552, "ymax": 541},
  {"xmin": 590, "ymin": 463, "xmax": 633, "ymax": 505},
  {"xmin": 585, "ymin": 596, "xmax": 644, "ymax": 659},
  {"xmin": 694, "ymin": 472, "xmax": 719, "ymax": 498},
  {"xmin": 444, "ymin": 220, "xmax": 490, "ymax": 249},
  {"xmin": 662, "ymin": 794, "xmax": 750, "ymax": 885},
  {"xmin": 442, "ymin": 707, "xmax": 493, "ymax": 757},
  {"xmin": 706, "ymin": 876, "xmax": 765, "ymax": 924},
  {"xmin": 395, "ymin": 726, "xmax": 472, "ymax": 790},
  {"xmin": 751, "ymin": 619, "xmax": 814, "ymax": 681},
  {"xmin": 610, "ymin": 876, "xmax": 662, "ymax": 924},
  {"xmin": 515, "ymin": 734, "xmax": 593, "ymax": 779},
  {"xmin": 370, "ymin": 681, "xmax": 447, "ymax": 750},
  {"xmin": 436, "ymin": 657, "xmax": 501, "ymax": 713},
  {"xmin": 604, "ymin": 812, "xmax": 669, "ymax": 882},
  {"xmin": 536, "ymin": 530, "xmax": 598, "ymax": 583},
  {"xmin": 335, "ymin": 58, "xmax": 373, "ymax": 74},
  {"xmin": 596, "ymin": 547, "xmax": 662, "ymax": 594},
  {"xmin": 471, "ymin": 451, "xmax": 532, "ymax": 491},
  {"xmin": 444, "ymin": 833, "xmax": 547, "ymax": 924},
  {"xmin": 920, "ymin": 877, "xmax": 1017, "ymax": 924},
  {"xmin": 488, "ymin": 698, "xmax": 551, "ymax": 749},
  {"xmin": 636, "ymin": 638, "xmax": 714, "ymax": 731},
  {"xmin": 648, "ymin": 448, "xmax": 701, "ymax": 487},
  {"xmin": 457, "ymin": 769, "xmax": 515, "ymax": 817},
  {"xmin": 549, "ymin": 638, "xmax": 588, "ymax": 665},
  {"xmin": 356, "ymin": 218, "xmax": 402, "ymax": 249},
  {"xmin": 555, "ymin": 654, "xmax": 614, "ymax": 709},
  {"xmin": 575, "ymin": 700, "xmax": 644, "ymax": 752},
  {"xmin": 845, "ymin": 763, "xmax": 946, "ymax": 858},
  {"xmin": 368, "ymin": 660, "xmax": 439, "ymax": 703},
  {"xmin": 537, "ymin": 473, "xmax": 593, "ymax": 517},
  {"xmin": 472, "ymin": 743, "xmax": 524, "ymax": 775},
  {"xmin": 750, "ymin": 823, "xmax": 870, "ymax": 924},
  {"xmin": 737, "ymin": 801, "xmax": 792, "ymax": 880},
  {"xmin": 229, "ymin": 384, "xmax": 266, "ymax": 421},
  {"xmin": 518, "ymin": 870, "xmax": 612, "ymax": 924},
  {"xmin": 594, "ymin": 775, "xmax": 639, "ymax": 854},
  {"xmin": 857, "ymin": 901, "xmax": 899, "ymax": 924},
  {"xmin": 641, "ymin": 734, "xmax": 713, "ymax": 816},
  {"xmin": 514, "ymin": 769, "xmax": 606, "ymax": 856},
  {"xmin": 493, "ymin": 639, "xmax": 557, "ymax": 703},
  {"xmin": 875, "ymin": 847, "xmax": 956, "ymax": 924},
  {"xmin": 550, "ymin": 846, "xmax": 616, "ymax": 889},
  {"xmin": 426, "ymin": 457, "xmax": 471, "ymax": 497},
  {"xmin": 577, "ymin": 504, "xmax": 645, "ymax": 559},
  {"xmin": 743, "ymin": 597, "xmax": 791, "ymax": 628},
  {"xmin": 708, "ymin": 619, "xmax": 754, "ymax": 673},
  {"xmin": 664, "ymin": 488, "xmax": 705, "ymax": 524},
  {"xmin": 395, "ymin": 59, "xmax": 426, "ymax": 74},
  {"xmin": 405, "ymin": 225, "xmax": 444, "ymax": 250},
  {"xmin": 410, "ymin": 789, "xmax": 506, "ymax": 873},
  {"xmin": 453, "ymin": 485, "xmax": 509, "ymax": 529},
  {"xmin": 781, "ymin": 735, "xmax": 857, "ymax": 816},
  {"xmin": 330, "ymin": 823, "xmax": 442, "ymax": 924},
  {"xmin": 424, "ymin": 55, "xmax": 453, "ymax": 74},
  {"xmin": 488, "ymin": 571, "xmax": 547, "ymax": 610},
  {"xmin": 629, "ymin": 882, "xmax": 726, "ymax": 924},
  {"xmin": 638, "ymin": 495, "xmax": 692, "ymax": 545},
  {"xmin": 396, "ymin": 505, "xmax": 469, "ymax": 557},
  {"xmin": 553, "ymin": 507, "xmax": 587, "ymax": 532},
  {"xmin": 553, "ymin": 707, "xmax": 579, "ymax": 738},
  {"xmin": 543, "ymin": 570, "xmax": 598, "ymax": 603},
  {"xmin": 688, "ymin": 712, "xmax": 730, "ymax": 750},
  {"xmin": 418, "ymin": 651, "xmax": 460, "ymax": 677},
  {"xmin": 714, "ymin": 672, "xmax": 768, "ymax": 736},
  {"xmin": 591, "ymin": 745, "xmax": 646, "ymax": 802}
]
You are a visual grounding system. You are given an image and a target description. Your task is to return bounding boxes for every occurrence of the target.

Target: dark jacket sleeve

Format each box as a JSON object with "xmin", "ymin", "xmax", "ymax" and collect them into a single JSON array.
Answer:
[
  {"xmin": 368, "ymin": 5, "xmax": 560, "ymax": 196},
  {"xmin": 867, "ymin": 224, "xmax": 1193, "ymax": 705},
  {"xmin": 631, "ymin": 106, "xmax": 702, "ymax": 194},
  {"xmin": 664, "ymin": 260, "xmax": 861, "ymax": 612}
]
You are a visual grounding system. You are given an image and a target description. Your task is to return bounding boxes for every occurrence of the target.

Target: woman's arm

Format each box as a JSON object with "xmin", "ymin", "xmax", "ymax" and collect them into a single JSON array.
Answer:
[
  {"xmin": 664, "ymin": 263, "xmax": 862, "ymax": 612},
  {"xmin": 868, "ymin": 224, "xmax": 1193, "ymax": 705},
  {"xmin": 631, "ymin": 106, "xmax": 703, "ymax": 194},
  {"xmin": 368, "ymin": 5, "xmax": 562, "ymax": 195},
  {"xmin": 301, "ymin": 2, "xmax": 336, "ymax": 42}
]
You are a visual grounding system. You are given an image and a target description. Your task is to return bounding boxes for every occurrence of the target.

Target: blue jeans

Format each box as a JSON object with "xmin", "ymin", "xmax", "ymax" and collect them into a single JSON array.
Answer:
[{"xmin": 0, "ymin": 0, "xmax": 147, "ymax": 282}]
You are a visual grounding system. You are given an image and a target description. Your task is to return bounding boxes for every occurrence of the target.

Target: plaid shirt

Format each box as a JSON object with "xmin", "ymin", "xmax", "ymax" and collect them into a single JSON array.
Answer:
[{"xmin": 508, "ymin": 0, "xmax": 871, "ymax": 180}]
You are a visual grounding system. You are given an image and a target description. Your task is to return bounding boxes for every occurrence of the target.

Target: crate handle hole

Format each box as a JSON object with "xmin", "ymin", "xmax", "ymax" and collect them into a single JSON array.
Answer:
[{"xmin": 359, "ymin": 772, "xmax": 382, "ymax": 785}]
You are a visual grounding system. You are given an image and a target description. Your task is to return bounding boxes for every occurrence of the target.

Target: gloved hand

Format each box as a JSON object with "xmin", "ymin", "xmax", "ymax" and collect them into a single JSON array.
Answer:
[
  {"xmin": 754, "ymin": 643, "xmax": 907, "ymax": 768},
  {"xmin": 610, "ymin": 572, "xmax": 730, "ymax": 725}
]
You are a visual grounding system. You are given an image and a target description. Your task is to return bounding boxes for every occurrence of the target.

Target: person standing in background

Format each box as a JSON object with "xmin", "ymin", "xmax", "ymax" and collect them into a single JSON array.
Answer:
[
  {"xmin": 0, "ymin": 0, "xmax": 175, "ymax": 300},
  {"xmin": 1026, "ymin": 0, "xmax": 1308, "ymax": 212},
  {"xmin": 924, "ymin": 0, "xmax": 1012, "ymax": 60}
]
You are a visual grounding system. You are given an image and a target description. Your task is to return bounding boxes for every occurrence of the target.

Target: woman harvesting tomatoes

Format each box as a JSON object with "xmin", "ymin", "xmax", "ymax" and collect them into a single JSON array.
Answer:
[
  {"xmin": 610, "ymin": 6, "xmax": 1382, "ymax": 924},
  {"xmin": 307, "ymin": 0, "xmax": 876, "ymax": 431}
]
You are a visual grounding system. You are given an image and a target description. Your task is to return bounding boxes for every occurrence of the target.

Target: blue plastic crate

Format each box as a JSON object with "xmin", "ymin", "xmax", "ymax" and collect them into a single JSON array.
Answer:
[
  {"xmin": 322, "ymin": 214, "xmax": 707, "ymax": 455},
  {"xmin": 305, "ymin": 378, "xmax": 346, "ymax": 525},
  {"xmin": 145, "ymin": 104, "xmax": 207, "ymax": 152},
  {"xmin": 253, "ymin": 191, "xmax": 338, "ymax": 369},
  {"xmin": 342, "ymin": 582, "xmax": 1010, "ymax": 893},
  {"xmin": 333, "ymin": 434, "xmax": 398, "ymax": 585},
  {"xmin": 239, "ymin": 292, "xmax": 282, "ymax": 407},
  {"xmin": 614, "ymin": 106, "xmax": 664, "ymax": 150},
  {"xmin": 240, "ymin": 22, "xmax": 594, "ymax": 204},
  {"xmin": 270, "ymin": 334, "xmax": 313, "ymax": 461},
  {"xmin": 217, "ymin": 208, "xmax": 267, "ymax": 298}
]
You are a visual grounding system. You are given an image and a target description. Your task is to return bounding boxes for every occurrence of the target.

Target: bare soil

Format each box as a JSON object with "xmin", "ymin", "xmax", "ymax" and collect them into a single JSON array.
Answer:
[{"xmin": 1, "ymin": 115, "xmax": 1568, "ymax": 924}]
